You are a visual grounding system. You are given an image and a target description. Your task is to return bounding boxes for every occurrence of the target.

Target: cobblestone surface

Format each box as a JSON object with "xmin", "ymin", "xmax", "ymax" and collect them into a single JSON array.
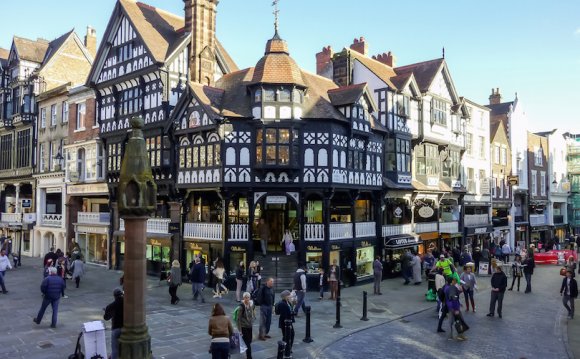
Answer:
[{"xmin": 0, "ymin": 256, "xmax": 566, "ymax": 359}]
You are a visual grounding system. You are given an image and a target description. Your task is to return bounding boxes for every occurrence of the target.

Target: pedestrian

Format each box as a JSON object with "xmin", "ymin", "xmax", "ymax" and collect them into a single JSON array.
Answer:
[
  {"xmin": 318, "ymin": 268, "xmax": 327, "ymax": 299},
  {"xmin": 372, "ymin": 256, "xmax": 383, "ymax": 294},
  {"xmin": 43, "ymin": 259, "xmax": 54, "ymax": 278},
  {"xmin": 236, "ymin": 292, "xmax": 255, "ymax": 359},
  {"xmin": 293, "ymin": 264, "xmax": 307, "ymax": 315},
  {"xmin": 43, "ymin": 247, "xmax": 58, "ymax": 267},
  {"xmin": 236, "ymin": 261, "xmax": 245, "ymax": 302},
  {"xmin": 71, "ymin": 255, "xmax": 85, "ymax": 288},
  {"xmin": 0, "ymin": 248, "xmax": 12, "ymax": 293},
  {"xmin": 258, "ymin": 218, "xmax": 270, "ymax": 256},
  {"xmin": 487, "ymin": 265, "xmax": 508, "ymax": 318},
  {"xmin": 258, "ymin": 277, "xmax": 275, "ymax": 340},
  {"xmin": 508, "ymin": 254, "xmax": 524, "ymax": 291},
  {"xmin": 282, "ymin": 229, "xmax": 295, "ymax": 256},
  {"xmin": 460, "ymin": 265, "xmax": 477, "ymax": 312},
  {"xmin": 460, "ymin": 247, "xmax": 472, "ymax": 267},
  {"xmin": 33, "ymin": 267, "xmax": 66, "ymax": 328},
  {"xmin": 561, "ymin": 269, "xmax": 578, "ymax": 319},
  {"xmin": 566, "ymin": 256, "xmax": 577, "ymax": 278},
  {"xmin": 523, "ymin": 250, "xmax": 535, "ymax": 293},
  {"xmin": 168, "ymin": 259, "xmax": 182, "ymax": 304},
  {"xmin": 411, "ymin": 251, "xmax": 422, "ymax": 285},
  {"xmin": 445, "ymin": 276, "xmax": 469, "ymax": 340},
  {"xmin": 452, "ymin": 247, "xmax": 461, "ymax": 268},
  {"xmin": 434, "ymin": 268, "xmax": 446, "ymax": 310},
  {"xmin": 275, "ymin": 290, "xmax": 295, "ymax": 354},
  {"xmin": 472, "ymin": 247, "xmax": 482, "ymax": 274},
  {"xmin": 56, "ymin": 257, "xmax": 68, "ymax": 298},
  {"xmin": 247, "ymin": 261, "xmax": 258, "ymax": 294},
  {"xmin": 328, "ymin": 259, "xmax": 339, "ymax": 300},
  {"xmin": 207, "ymin": 303, "xmax": 234, "ymax": 359},
  {"xmin": 502, "ymin": 242, "xmax": 512, "ymax": 263},
  {"xmin": 401, "ymin": 250, "xmax": 412, "ymax": 285},
  {"xmin": 212, "ymin": 259, "xmax": 228, "ymax": 299},
  {"xmin": 435, "ymin": 254, "xmax": 453, "ymax": 277},
  {"xmin": 190, "ymin": 256, "xmax": 206, "ymax": 303},
  {"xmin": 103, "ymin": 288, "xmax": 124, "ymax": 359},
  {"xmin": 423, "ymin": 250, "xmax": 435, "ymax": 277},
  {"xmin": 436, "ymin": 270, "xmax": 448, "ymax": 333}
]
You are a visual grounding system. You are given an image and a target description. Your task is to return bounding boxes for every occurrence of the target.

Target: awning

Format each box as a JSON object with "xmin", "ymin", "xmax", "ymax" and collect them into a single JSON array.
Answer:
[
  {"xmin": 419, "ymin": 232, "xmax": 439, "ymax": 241},
  {"xmin": 384, "ymin": 234, "xmax": 420, "ymax": 249},
  {"xmin": 464, "ymin": 225, "xmax": 494, "ymax": 236},
  {"xmin": 441, "ymin": 233, "xmax": 462, "ymax": 239}
]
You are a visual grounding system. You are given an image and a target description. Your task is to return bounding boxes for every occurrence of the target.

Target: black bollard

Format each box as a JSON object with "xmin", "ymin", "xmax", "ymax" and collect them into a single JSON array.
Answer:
[
  {"xmin": 361, "ymin": 291, "xmax": 369, "ymax": 321},
  {"xmin": 284, "ymin": 319, "xmax": 293, "ymax": 359},
  {"xmin": 277, "ymin": 341, "xmax": 286, "ymax": 359},
  {"xmin": 333, "ymin": 295, "xmax": 342, "ymax": 328},
  {"xmin": 303, "ymin": 305, "xmax": 313, "ymax": 343}
]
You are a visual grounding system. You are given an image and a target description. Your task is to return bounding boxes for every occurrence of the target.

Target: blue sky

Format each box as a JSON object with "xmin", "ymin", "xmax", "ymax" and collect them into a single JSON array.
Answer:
[{"xmin": 1, "ymin": 0, "xmax": 579, "ymax": 132}]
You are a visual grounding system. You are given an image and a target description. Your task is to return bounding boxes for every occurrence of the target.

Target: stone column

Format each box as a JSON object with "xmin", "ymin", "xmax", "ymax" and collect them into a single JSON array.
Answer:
[{"xmin": 14, "ymin": 184, "xmax": 20, "ymax": 213}]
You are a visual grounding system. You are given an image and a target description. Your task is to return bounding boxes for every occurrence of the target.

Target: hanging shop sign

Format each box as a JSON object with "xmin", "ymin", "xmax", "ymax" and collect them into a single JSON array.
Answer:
[
  {"xmin": 418, "ymin": 206, "xmax": 435, "ymax": 219},
  {"xmin": 384, "ymin": 235, "xmax": 419, "ymax": 249},
  {"xmin": 507, "ymin": 175, "xmax": 519, "ymax": 186},
  {"xmin": 266, "ymin": 196, "xmax": 287, "ymax": 204},
  {"xmin": 394, "ymin": 206, "xmax": 403, "ymax": 218}
]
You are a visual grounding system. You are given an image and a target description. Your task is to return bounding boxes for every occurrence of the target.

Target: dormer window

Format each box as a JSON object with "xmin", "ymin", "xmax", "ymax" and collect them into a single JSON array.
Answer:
[
  {"xmin": 254, "ymin": 89, "xmax": 262, "ymax": 102},
  {"xmin": 264, "ymin": 89, "xmax": 276, "ymax": 101},
  {"xmin": 293, "ymin": 89, "xmax": 302, "ymax": 103}
]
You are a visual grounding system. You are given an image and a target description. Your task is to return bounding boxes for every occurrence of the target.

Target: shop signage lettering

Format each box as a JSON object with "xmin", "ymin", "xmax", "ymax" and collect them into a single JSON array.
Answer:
[
  {"xmin": 474, "ymin": 227, "xmax": 488, "ymax": 234},
  {"xmin": 418, "ymin": 206, "xmax": 434, "ymax": 218},
  {"xmin": 384, "ymin": 236, "xmax": 419, "ymax": 247},
  {"xmin": 21, "ymin": 199, "xmax": 31, "ymax": 208},
  {"xmin": 67, "ymin": 183, "xmax": 109, "ymax": 195},
  {"xmin": 150, "ymin": 239, "xmax": 162, "ymax": 246},
  {"xmin": 360, "ymin": 241, "xmax": 372, "ymax": 247},
  {"xmin": 307, "ymin": 245, "xmax": 322, "ymax": 251},
  {"xmin": 331, "ymin": 245, "xmax": 341, "ymax": 251},
  {"xmin": 266, "ymin": 196, "xmax": 287, "ymax": 204},
  {"xmin": 187, "ymin": 243, "xmax": 203, "ymax": 251},
  {"xmin": 394, "ymin": 206, "xmax": 403, "ymax": 218},
  {"xmin": 46, "ymin": 187, "xmax": 62, "ymax": 193},
  {"xmin": 230, "ymin": 246, "xmax": 245, "ymax": 252}
]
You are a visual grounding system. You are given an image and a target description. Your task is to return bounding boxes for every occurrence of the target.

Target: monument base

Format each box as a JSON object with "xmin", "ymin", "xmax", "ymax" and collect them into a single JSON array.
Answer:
[{"xmin": 119, "ymin": 324, "xmax": 152, "ymax": 359}]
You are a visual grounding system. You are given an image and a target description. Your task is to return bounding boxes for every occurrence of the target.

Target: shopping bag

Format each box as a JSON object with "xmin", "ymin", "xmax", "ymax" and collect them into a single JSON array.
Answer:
[
  {"xmin": 240, "ymin": 336, "xmax": 248, "ymax": 354},
  {"xmin": 230, "ymin": 331, "xmax": 241, "ymax": 350}
]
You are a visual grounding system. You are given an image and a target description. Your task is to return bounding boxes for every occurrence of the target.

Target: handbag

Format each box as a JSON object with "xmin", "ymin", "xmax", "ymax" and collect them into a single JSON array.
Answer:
[
  {"xmin": 454, "ymin": 319, "xmax": 465, "ymax": 334},
  {"xmin": 561, "ymin": 267, "xmax": 568, "ymax": 276}
]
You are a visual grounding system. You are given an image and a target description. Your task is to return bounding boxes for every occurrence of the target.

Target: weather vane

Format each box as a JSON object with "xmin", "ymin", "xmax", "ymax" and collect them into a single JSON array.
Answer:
[{"xmin": 272, "ymin": 0, "xmax": 280, "ymax": 34}]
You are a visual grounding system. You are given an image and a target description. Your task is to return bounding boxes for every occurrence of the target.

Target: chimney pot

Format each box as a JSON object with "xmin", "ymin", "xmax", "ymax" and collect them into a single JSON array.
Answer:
[
  {"xmin": 350, "ymin": 36, "xmax": 368, "ymax": 56},
  {"xmin": 316, "ymin": 45, "xmax": 334, "ymax": 75},
  {"xmin": 84, "ymin": 26, "xmax": 97, "ymax": 58}
]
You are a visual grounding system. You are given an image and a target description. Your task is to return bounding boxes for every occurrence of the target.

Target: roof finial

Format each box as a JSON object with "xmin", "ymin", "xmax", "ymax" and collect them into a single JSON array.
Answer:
[
  {"xmin": 442, "ymin": 46, "xmax": 445, "ymax": 59},
  {"xmin": 272, "ymin": 0, "xmax": 280, "ymax": 35}
]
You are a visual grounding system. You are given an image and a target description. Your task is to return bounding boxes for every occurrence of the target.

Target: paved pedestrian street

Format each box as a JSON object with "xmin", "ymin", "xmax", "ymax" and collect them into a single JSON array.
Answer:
[{"xmin": 0, "ymin": 257, "xmax": 570, "ymax": 358}]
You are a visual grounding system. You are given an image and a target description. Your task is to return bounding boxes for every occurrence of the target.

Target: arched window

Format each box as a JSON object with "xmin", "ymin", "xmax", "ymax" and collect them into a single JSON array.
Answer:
[
  {"xmin": 304, "ymin": 148, "xmax": 314, "ymax": 166},
  {"xmin": 240, "ymin": 148, "xmax": 250, "ymax": 166},
  {"xmin": 333, "ymin": 149, "xmax": 339, "ymax": 167},
  {"xmin": 226, "ymin": 147, "xmax": 236, "ymax": 165},
  {"xmin": 318, "ymin": 149, "xmax": 328, "ymax": 166}
]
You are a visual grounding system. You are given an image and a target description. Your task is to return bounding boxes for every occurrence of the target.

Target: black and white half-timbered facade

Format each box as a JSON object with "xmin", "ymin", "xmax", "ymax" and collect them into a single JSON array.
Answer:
[
  {"xmin": 87, "ymin": 0, "xmax": 237, "ymax": 272},
  {"xmin": 174, "ymin": 32, "xmax": 385, "ymax": 284}
]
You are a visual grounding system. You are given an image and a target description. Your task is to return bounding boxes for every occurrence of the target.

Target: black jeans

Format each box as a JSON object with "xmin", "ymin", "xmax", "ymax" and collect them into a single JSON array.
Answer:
[
  {"xmin": 489, "ymin": 291, "xmax": 504, "ymax": 315},
  {"xmin": 510, "ymin": 275, "xmax": 521, "ymax": 291},
  {"xmin": 437, "ymin": 305, "xmax": 448, "ymax": 331},
  {"xmin": 241, "ymin": 326, "xmax": 252, "ymax": 359},
  {"xmin": 169, "ymin": 285, "xmax": 179, "ymax": 304},
  {"xmin": 75, "ymin": 277, "xmax": 80, "ymax": 288},
  {"xmin": 524, "ymin": 273, "xmax": 532, "ymax": 293},
  {"xmin": 210, "ymin": 342, "xmax": 230, "ymax": 359},
  {"xmin": 281, "ymin": 325, "xmax": 295, "ymax": 353}
]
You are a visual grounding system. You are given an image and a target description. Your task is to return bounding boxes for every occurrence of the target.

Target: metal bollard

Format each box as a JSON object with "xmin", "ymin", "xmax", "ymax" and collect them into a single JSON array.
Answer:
[
  {"xmin": 303, "ymin": 305, "xmax": 313, "ymax": 343},
  {"xmin": 277, "ymin": 341, "xmax": 286, "ymax": 359},
  {"xmin": 284, "ymin": 319, "xmax": 293, "ymax": 359},
  {"xmin": 361, "ymin": 291, "xmax": 369, "ymax": 321},
  {"xmin": 333, "ymin": 295, "xmax": 342, "ymax": 328}
]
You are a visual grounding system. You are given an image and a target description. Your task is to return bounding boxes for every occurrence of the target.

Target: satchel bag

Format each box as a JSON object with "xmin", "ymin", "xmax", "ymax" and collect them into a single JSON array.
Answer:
[
  {"xmin": 561, "ymin": 267, "xmax": 568, "ymax": 276},
  {"xmin": 454, "ymin": 319, "xmax": 465, "ymax": 334}
]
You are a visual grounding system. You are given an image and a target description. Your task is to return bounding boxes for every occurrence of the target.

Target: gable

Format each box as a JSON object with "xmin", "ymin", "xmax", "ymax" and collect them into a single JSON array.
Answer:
[
  {"xmin": 176, "ymin": 93, "xmax": 215, "ymax": 131},
  {"xmin": 429, "ymin": 71, "xmax": 452, "ymax": 101},
  {"xmin": 38, "ymin": 34, "xmax": 93, "ymax": 90}
]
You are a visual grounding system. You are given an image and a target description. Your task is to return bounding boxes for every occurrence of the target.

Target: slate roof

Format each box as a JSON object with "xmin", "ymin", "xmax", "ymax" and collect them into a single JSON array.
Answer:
[
  {"xmin": 390, "ymin": 73, "xmax": 413, "ymax": 91},
  {"xmin": 486, "ymin": 102, "xmax": 513, "ymax": 116},
  {"xmin": 395, "ymin": 58, "xmax": 445, "ymax": 93},
  {"xmin": 327, "ymin": 83, "xmax": 367, "ymax": 106},
  {"xmin": 189, "ymin": 82, "xmax": 224, "ymax": 120},
  {"xmin": 42, "ymin": 30, "xmax": 75, "ymax": 66}
]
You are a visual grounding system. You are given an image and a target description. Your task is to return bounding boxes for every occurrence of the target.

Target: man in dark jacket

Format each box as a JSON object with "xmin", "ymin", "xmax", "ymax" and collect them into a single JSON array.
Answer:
[
  {"xmin": 293, "ymin": 265, "xmax": 307, "ymax": 315},
  {"xmin": 276, "ymin": 290, "xmax": 295, "ymax": 355},
  {"xmin": 190, "ymin": 256, "xmax": 206, "ymax": 303},
  {"xmin": 104, "ymin": 288, "xmax": 124, "ymax": 359},
  {"xmin": 523, "ymin": 251, "xmax": 535, "ymax": 293},
  {"xmin": 258, "ymin": 278, "xmax": 275, "ymax": 340},
  {"xmin": 33, "ymin": 266, "xmax": 66, "ymax": 328},
  {"xmin": 561, "ymin": 269, "xmax": 578, "ymax": 319},
  {"xmin": 487, "ymin": 265, "xmax": 508, "ymax": 318}
]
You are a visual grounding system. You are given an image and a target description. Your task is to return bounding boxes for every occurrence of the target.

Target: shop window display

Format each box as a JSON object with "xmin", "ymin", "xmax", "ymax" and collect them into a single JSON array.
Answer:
[{"xmin": 356, "ymin": 246, "xmax": 374, "ymax": 278}]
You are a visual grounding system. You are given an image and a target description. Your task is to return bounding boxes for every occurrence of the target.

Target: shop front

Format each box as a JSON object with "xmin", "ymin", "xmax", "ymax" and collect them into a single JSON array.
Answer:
[
  {"xmin": 354, "ymin": 239, "xmax": 376, "ymax": 282},
  {"xmin": 115, "ymin": 234, "xmax": 172, "ymax": 275},
  {"xmin": 184, "ymin": 240, "xmax": 223, "ymax": 274},
  {"xmin": 515, "ymin": 225, "xmax": 529, "ymax": 248},
  {"xmin": 75, "ymin": 225, "xmax": 109, "ymax": 266},
  {"xmin": 382, "ymin": 234, "xmax": 420, "ymax": 278},
  {"xmin": 224, "ymin": 241, "xmax": 246, "ymax": 276},
  {"xmin": 530, "ymin": 226, "xmax": 551, "ymax": 250},
  {"xmin": 419, "ymin": 232, "xmax": 439, "ymax": 255},
  {"xmin": 464, "ymin": 225, "xmax": 494, "ymax": 252}
]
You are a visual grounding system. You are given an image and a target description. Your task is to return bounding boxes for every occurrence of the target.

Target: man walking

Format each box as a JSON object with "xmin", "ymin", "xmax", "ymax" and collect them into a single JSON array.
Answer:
[
  {"xmin": 0, "ymin": 249, "xmax": 12, "ymax": 293},
  {"xmin": 104, "ymin": 288, "xmax": 124, "ymax": 359},
  {"xmin": 561, "ymin": 269, "xmax": 578, "ymax": 319},
  {"xmin": 190, "ymin": 256, "xmax": 206, "ymax": 303},
  {"xmin": 502, "ymin": 242, "xmax": 512, "ymax": 263},
  {"xmin": 487, "ymin": 266, "xmax": 507, "ymax": 318},
  {"xmin": 373, "ymin": 256, "xmax": 383, "ymax": 295},
  {"xmin": 293, "ymin": 264, "xmax": 307, "ymax": 316},
  {"xmin": 258, "ymin": 277, "xmax": 275, "ymax": 340},
  {"xmin": 33, "ymin": 267, "xmax": 66, "ymax": 328}
]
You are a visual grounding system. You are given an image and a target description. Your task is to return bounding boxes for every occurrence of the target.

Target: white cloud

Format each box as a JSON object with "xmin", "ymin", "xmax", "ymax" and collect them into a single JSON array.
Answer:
[{"xmin": 575, "ymin": 28, "xmax": 580, "ymax": 36}]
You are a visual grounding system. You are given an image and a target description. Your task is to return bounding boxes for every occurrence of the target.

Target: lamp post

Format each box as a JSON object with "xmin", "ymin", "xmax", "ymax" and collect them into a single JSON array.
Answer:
[
  {"xmin": 117, "ymin": 117, "xmax": 156, "ymax": 359},
  {"xmin": 54, "ymin": 151, "xmax": 63, "ymax": 172}
]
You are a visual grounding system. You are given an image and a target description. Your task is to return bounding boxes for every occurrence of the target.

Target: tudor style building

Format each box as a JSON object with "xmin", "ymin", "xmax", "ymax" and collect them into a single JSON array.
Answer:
[
  {"xmin": 87, "ymin": 0, "xmax": 237, "ymax": 272},
  {"xmin": 490, "ymin": 119, "xmax": 512, "ymax": 246},
  {"xmin": 173, "ymin": 31, "xmax": 385, "ymax": 283}
]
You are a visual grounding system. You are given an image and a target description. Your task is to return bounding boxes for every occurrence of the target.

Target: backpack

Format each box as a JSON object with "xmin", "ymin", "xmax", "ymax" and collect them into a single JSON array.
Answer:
[
  {"xmin": 232, "ymin": 305, "xmax": 240, "ymax": 323},
  {"xmin": 252, "ymin": 286, "xmax": 263, "ymax": 306}
]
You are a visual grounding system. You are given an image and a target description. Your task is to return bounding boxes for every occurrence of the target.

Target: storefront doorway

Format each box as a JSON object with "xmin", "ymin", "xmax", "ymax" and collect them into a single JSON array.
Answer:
[{"xmin": 254, "ymin": 195, "xmax": 298, "ymax": 254}]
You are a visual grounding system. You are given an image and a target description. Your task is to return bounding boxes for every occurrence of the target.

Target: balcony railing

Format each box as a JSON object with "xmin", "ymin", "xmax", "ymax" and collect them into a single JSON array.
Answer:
[
  {"xmin": 382, "ymin": 223, "xmax": 413, "ymax": 237},
  {"xmin": 77, "ymin": 212, "xmax": 110, "ymax": 225},
  {"xmin": 119, "ymin": 218, "xmax": 171, "ymax": 233},
  {"xmin": 305, "ymin": 223, "xmax": 324, "ymax": 241},
  {"xmin": 464, "ymin": 214, "xmax": 490, "ymax": 227},
  {"xmin": 229, "ymin": 223, "xmax": 249, "ymax": 241},
  {"xmin": 330, "ymin": 223, "xmax": 353, "ymax": 240},
  {"xmin": 414, "ymin": 222, "xmax": 438, "ymax": 234},
  {"xmin": 42, "ymin": 214, "xmax": 63, "ymax": 227},
  {"xmin": 530, "ymin": 214, "xmax": 547, "ymax": 226},
  {"xmin": 355, "ymin": 221, "xmax": 376, "ymax": 238},
  {"xmin": 184, "ymin": 222, "xmax": 222, "ymax": 241},
  {"xmin": 1, "ymin": 212, "xmax": 22, "ymax": 223},
  {"xmin": 554, "ymin": 215, "xmax": 565, "ymax": 224},
  {"xmin": 439, "ymin": 221, "xmax": 459, "ymax": 233}
]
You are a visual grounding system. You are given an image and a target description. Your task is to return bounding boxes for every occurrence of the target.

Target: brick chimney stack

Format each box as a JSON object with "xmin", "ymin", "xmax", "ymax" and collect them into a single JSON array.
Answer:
[
  {"xmin": 84, "ymin": 26, "xmax": 97, "ymax": 58},
  {"xmin": 489, "ymin": 88, "xmax": 502, "ymax": 105},
  {"xmin": 350, "ymin": 37, "xmax": 368, "ymax": 56},
  {"xmin": 184, "ymin": 0, "xmax": 219, "ymax": 85},
  {"xmin": 315, "ymin": 46, "xmax": 334, "ymax": 75},
  {"xmin": 372, "ymin": 51, "xmax": 396, "ymax": 67}
]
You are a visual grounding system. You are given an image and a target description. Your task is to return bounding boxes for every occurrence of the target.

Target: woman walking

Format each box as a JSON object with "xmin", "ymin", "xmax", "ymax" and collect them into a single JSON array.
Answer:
[
  {"xmin": 213, "ymin": 259, "xmax": 228, "ymax": 298},
  {"xmin": 508, "ymin": 254, "xmax": 524, "ymax": 291},
  {"xmin": 236, "ymin": 292, "xmax": 255, "ymax": 359},
  {"xmin": 247, "ymin": 261, "xmax": 258, "ymax": 294},
  {"xmin": 566, "ymin": 256, "xmax": 577, "ymax": 278},
  {"xmin": 236, "ymin": 261, "xmax": 245, "ymax": 302},
  {"xmin": 71, "ymin": 255, "xmax": 85, "ymax": 288},
  {"xmin": 411, "ymin": 251, "xmax": 422, "ymax": 285},
  {"xmin": 445, "ymin": 276, "xmax": 469, "ymax": 340},
  {"xmin": 460, "ymin": 265, "xmax": 477, "ymax": 312},
  {"xmin": 208, "ymin": 303, "xmax": 234, "ymax": 359},
  {"xmin": 168, "ymin": 260, "xmax": 182, "ymax": 304},
  {"xmin": 328, "ymin": 260, "xmax": 339, "ymax": 300}
]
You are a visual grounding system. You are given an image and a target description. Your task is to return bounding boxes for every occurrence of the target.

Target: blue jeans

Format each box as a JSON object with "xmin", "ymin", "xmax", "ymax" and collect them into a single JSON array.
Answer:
[
  {"xmin": 192, "ymin": 282, "xmax": 205, "ymax": 302},
  {"xmin": 294, "ymin": 290, "xmax": 306, "ymax": 314},
  {"xmin": 210, "ymin": 342, "xmax": 230, "ymax": 359},
  {"xmin": 259, "ymin": 305, "xmax": 272, "ymax": 337},
  {"xmin": 36, "ymin": 297, "xmax": 60, "ymax": 326},
  {"xmin": 111, "ymin": 328, "xmax": 122, "ymax": 359},
  {"xmin": 525, "ymin": 273, "xmax": 532, "ymax": 292},
  {"xmin": 0, "ymin": 271, "xmax": 6, "ymax": 292}
]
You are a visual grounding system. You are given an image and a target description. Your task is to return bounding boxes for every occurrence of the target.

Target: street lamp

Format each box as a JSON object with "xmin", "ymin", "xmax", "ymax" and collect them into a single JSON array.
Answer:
[{"xmin": 54, "ymin": 151, "xmax": 63, "ymax": 171}]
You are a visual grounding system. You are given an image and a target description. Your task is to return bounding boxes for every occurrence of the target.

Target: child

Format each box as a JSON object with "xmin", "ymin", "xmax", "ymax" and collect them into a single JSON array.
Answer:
[{"xmin": 318, "ymin": 268, "xmax": 327, "ymax": 300}]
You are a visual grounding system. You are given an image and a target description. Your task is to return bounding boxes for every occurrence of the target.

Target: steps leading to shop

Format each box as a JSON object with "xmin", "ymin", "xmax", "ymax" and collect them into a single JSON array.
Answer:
[{"xmin": 260, "ymin": 253, "xmax": 298, "ymax": 292}]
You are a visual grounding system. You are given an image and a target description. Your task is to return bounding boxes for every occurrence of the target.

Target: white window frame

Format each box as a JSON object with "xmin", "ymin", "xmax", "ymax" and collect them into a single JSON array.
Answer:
[
  {"xmin": 494, "ymin": 145, "xmax": 500, "ymax": 164},
  {"xmin": 76, "ymin": 102, "xmax": 86, "ymax": 131},
  {"xmin": 48, "ymin": 141, "xmax": 54, "ymax": 171},
  {"xmin": 465, "ymin": 133, "xmax": 473, "ymax": 155},
  {"xmin": 50, "ymin": 104, "xmax": 57, "ymax": 127},
  {"xmin": 500, "ymin": 147, "xmax": 507, "ymax": 165},
  {"xmin": 40, "ymin": 108, "xmax": 46, "ymax": 128},
  {"xmin": 531, "ymin": 170, "xmax": 537, "ymax": 196},
  {"xmin": 492, "ymin": 176, "xmax": 497, "ymax": 198},
  {"xmin": 39, "ymin": 143, "xmax": 45, "ymax": 172},
  {"xmin": 540, "ymin": 171, "xmax": 546, "ymax": 196},
  {"xmin": 62, "ymin": 101, "xmax": 68, "ymax": 123},
  {"xmin": 478, "ymin": 136, "xmax": 485, "ymax": 159}
]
